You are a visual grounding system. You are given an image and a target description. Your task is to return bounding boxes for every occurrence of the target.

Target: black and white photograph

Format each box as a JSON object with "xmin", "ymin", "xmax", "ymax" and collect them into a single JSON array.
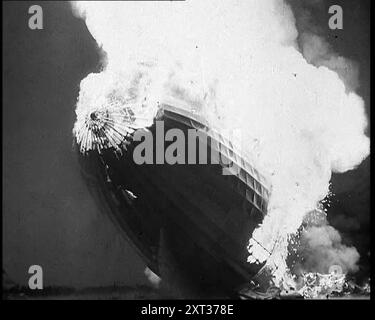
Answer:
[{"xmin": 2, "ymin": 0, "xmax": 371, "ymax": 304}]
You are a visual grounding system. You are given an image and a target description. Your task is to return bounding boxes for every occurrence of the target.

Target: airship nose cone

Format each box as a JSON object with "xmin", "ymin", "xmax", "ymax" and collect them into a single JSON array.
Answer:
[{"xmin": 90, "ymin": 112, "xmax": 98, "ymax": 121}]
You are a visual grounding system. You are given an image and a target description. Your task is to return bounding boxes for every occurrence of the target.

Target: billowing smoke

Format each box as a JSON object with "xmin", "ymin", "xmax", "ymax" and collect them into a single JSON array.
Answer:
[
  {"xmin": 299, "ymin": 33, "xmax": 359, "ymax": 92},
  {"xmin": 71, "ymin": 0, "xmax": 369, "ymax": 286},
  {"xmin": 299, "ymin": 224, "xmax": 360, "ymax": 274},
  {"xmin": 290, "ymin": 210, "xmax": 360, "ymax": 277},
  {"xmin": 287, "ymin": 0, "xmax": 360, "ymax": 92},
  {"xmin": 283, "ymin": 0, "xmax": 367, "ymax": 285}
]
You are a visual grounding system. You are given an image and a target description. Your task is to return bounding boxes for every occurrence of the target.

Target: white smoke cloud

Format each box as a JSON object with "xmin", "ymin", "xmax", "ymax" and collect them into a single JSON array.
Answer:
[
  {"xmin": 287, "ymin": 0, "xmax": 360, "ymax": 92},
  {"xmin": 71, "ymin": 0, "xmax": 370, "ymax": 285},
  {"xmin": 300, "ymin": 32, "xmax": 360, "ymax": 92},
  {"xmin": 297, "ymin": 223, "xmax": 360, "ymax": 275}
]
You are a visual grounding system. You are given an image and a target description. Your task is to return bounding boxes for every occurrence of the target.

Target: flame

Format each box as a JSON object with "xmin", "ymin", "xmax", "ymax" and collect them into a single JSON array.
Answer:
[
  {"xmin": 297, "ymin": 271, "xmax": 371, "ymax": 299},
  {"xmin": 71, "ymin": 0, "xmax": 370, "ymax": 291},
  {"xmin": 299, "ymin": 272, "xmax": 345, "ymax": 299},
  {"xmin": 73, "ymin": 67, "xmax": 161, "ymax": 153}
]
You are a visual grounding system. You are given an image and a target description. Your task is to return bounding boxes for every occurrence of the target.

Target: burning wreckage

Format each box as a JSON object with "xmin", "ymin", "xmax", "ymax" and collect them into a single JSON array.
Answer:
[
  {"xmin": 75, "ymin": 95, "xmax": 273, "ymax": 297},
  {"xmin": 70, "ymin": 0, "xmax": 370, "ymax": 301},
  {"xmin": 73, "ymin": 92, "xmax": 369, "ymax": 299}
]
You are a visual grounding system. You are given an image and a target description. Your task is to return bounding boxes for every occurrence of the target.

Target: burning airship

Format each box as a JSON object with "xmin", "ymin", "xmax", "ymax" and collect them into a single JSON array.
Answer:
[
  {"xmin": 70, "ymin": 0, "xmax": 371, "ymax": 298},
  {"xmin": 74, "ymin": 79, "xmax": 273, "ymax": 296}
]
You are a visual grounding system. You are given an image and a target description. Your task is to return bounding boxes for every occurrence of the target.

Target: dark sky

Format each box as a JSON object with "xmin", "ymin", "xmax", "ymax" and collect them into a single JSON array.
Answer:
[
  {"xmin": 3, "ymin": 1, "xmax": 370, "ymax": 288},
  {"xmin": 3, "ymin": 1, "xmax": 147, "ymax": 288}
]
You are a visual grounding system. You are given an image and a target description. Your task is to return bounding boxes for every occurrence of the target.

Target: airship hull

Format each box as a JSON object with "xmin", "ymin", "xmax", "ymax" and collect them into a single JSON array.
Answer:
[{"xmin": 77, "ymin": 103, "xmax": 271, "ymax": 296}]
